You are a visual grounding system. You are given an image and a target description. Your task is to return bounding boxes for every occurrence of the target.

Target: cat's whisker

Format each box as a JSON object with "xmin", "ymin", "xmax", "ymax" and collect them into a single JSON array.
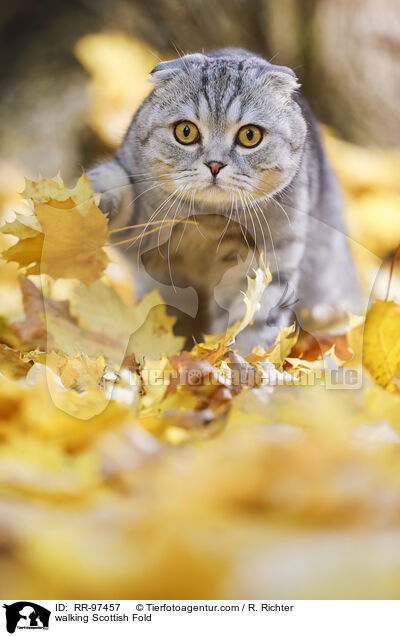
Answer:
[
  {"xmin": 97, "ymin": 171, "xmax": 174, "ymax": 188},
  {"xmin": 234, "ymin": 193, "xmax": 250, "ymax": 250},
  {"xmin": 175, "ymin": 188, "xmax": 196, "ymax": 252},
  {"xmin": 273, "ymin": 188, "xmax": 313, "ymax": 222},
  {"xmin": 124, "ymin": 173, "xmax": 190, "ymax": 207},
  {"xmin": 136, "ymin": 187, "xmax": 182, "ymax": 268},
  {"xmin": 192, "ymin": 195, "xmax": 207, "ymax": 239},
  {"xmin": 126, "ymin": 182, "xmax": 165, "ymax": 208},
  {"xmin": 111, "ymin": 218, "xmax": 191, "ymax": 234},
  {"xmin": 242, "ymin": 193, "xmax": 263, "ymax": 276},
  {"xmin": 248, "ymin": 194, "xmax": 267, "ymax": 276},
  {"xmin": 107, "ymin": 219, "xmax": 199, "ymax": 244},
  {"xmin": 238, "ymin": 191, "xmax": 257, "ymax": 276},
  {"xmin": 195, "ymin": 220, "xmax": 207, "ymax": 239},
  {"xmin": 217, "ymin": 194, "xmax": 234, "ymax": 252},
  {"xmin": 167, "ymin": 187, "xmax": 188, "ymax": 291},
  {"xmin": 157, "ymin": 186, "xmax": 185, "ymax": 258},
  {"xmin": 247, "ymin": 195, "xmax": 267, "ymax": 266},
  {"xmin": 270, "ymin": 196, "xmax": 293, "ymax": 227},
  {"xmin": 249, "ymin": 193, "xmax": 281, "ymax": 285},
  {"xmin": 119, "ymin": 170, "xmax": 174, "ymax": 180}
]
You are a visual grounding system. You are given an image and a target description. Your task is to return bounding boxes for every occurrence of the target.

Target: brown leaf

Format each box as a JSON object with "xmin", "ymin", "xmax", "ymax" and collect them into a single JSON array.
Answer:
[
  {"xmin": 10, "ymin": 278, "xmax": 77, "ymax": 349},
  {"xmin": 287, "ymin": 330, "xmax": 353, "ymax": 363},
  {"xmin": 0, "ymin": 344, "xmax": 32, "ymax": 380}
]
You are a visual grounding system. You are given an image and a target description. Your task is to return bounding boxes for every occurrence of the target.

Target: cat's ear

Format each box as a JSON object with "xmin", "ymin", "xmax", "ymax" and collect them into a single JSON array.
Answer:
[
  {"xmin": 150, "ymin": 54, "xmax": 204, "ymax": 83},
  {"xmin": 260, "ymin": 64, "xmax": 300, "ymax": 96}
]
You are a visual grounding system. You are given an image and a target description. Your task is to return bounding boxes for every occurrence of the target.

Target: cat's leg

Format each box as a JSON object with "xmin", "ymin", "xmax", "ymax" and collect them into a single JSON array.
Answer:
[
  {"xmin": 298, "ymin": 217, "xmax": 361, "ymax": 325},
  {"xmin": 233, "ymin": 221, "xmax": 306, "ymax": 353},
  {"xmin": 233, "ymin": 272, "xmax": 299, "ymax": 354},
  {"xmin": 87, "ymin": 158, "xmax": 134, "ymax": 227},
  {"xmin": 208, "ymin": 261, "xmax": 300, "ymax": 355}
]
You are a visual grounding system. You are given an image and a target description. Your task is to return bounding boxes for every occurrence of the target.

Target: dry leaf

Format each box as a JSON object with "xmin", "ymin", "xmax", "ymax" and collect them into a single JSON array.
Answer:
[
  {"xmin": 192, "ymin": 259, "xmax": 272, "ymax": 357},
  {"xmin": 24, "ymin": 351, "xmax": 105, "ymax": 391},
  {"xmin": 0, "ymin": 344, "xmax": 31, "ymax": 380},
  {"xmin": 1, "ymin": 175, "xmax": 108, "ymax": 284},
  {"xmin": 363, "ymin": 299, "xmax": 400, "ymax": 393}
]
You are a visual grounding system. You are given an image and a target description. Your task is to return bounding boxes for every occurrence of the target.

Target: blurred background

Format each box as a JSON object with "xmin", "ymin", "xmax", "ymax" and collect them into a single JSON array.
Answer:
[
  {"xmin": 2, "ymin": 0, "xmax": 400, "ymax": 179},
  {"xmin": 1, "ymin": 0, "xmax": 400, "ymax": 288},
  {"xmin": 1, "ymin": 0, "xmax": 400, "ymax": 601}
]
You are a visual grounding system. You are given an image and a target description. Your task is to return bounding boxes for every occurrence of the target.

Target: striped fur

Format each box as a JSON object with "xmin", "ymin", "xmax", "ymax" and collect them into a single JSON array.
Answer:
[{"xmin": 87, "ymin": 48, "xmax": 359, "ymax": 351}]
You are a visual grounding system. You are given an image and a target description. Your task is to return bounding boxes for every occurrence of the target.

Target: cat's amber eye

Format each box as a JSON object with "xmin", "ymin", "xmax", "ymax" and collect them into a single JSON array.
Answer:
[
  {"xmin": 236, "ymin": 125, "xmax": 263, "ymax": 148},
  {"xmin": 174, "ymin": 121, "xmax": 200, "ymax": 145}
]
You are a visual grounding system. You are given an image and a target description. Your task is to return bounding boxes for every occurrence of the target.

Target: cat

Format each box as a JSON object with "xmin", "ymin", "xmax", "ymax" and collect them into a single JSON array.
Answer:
[{"xmin": 87, "ymin": 48, "xmax": 359, "ymax": 352}]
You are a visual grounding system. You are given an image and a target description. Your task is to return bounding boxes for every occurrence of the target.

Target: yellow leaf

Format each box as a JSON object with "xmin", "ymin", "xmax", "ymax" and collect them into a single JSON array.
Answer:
[
  {"xmin": 1, "ymin": 235, "xmax": 43, "ymax": 274},
  {"xmin": 36, "ymin": 200, "xmax": 108, "ymax": 284},
  {"xmin": 42, "ymin": 281, "xmax": 183, "ymax": 368},
  {"xmin": 22, "ymin": 173, "xmax": 69, "ymax": 203},
  {"xmin": 0, "ymin": 214, "xmax": 42, "ymax": 239},
  {"xmin": 363, "ymin": 299, "xmax": 400, "ymax": 393},
  {"xmin": 345, "ymin": 313, "xmax": 365, "ymax": 366},
  {"xmin": 74, "ymin": 33, "xmax": 155, "ymax": 146},
  {"xmin": 22, "ymin": 173, "xmax": 100, "ymax": 211},
  {"xmin": 0, "ymin": 374, "xmax": 129, "ymax": 449},
  {"xmin": 0, "ymin": 344, "xmax": 31, "ymax": 380},
  {"xmin": 1, "ymin": 175, "xmax": 108, "ymax": 284},
  {"xmin": 192, "ymin": 259, "xmax": 272, "ymax": 355},
  {"xmin": 74, "ymin": 282, "xmax": 184, "ymax": 365},
  {"xmin": 266, "ymin": 323, "xmax": 298, "ymax": 368},
  {"xmin": 129, "ymin": 302, "xmax": 185, "ymax": 364},
  {"xmin": 24, "ymin": 351, "xmax": 105, "ymax": 390}
]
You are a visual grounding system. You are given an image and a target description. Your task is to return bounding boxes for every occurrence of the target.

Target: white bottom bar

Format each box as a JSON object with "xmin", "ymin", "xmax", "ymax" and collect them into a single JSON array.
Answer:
[{"xmin": 2, "ymin": 600, "xmax": 399, "ymax": 635}]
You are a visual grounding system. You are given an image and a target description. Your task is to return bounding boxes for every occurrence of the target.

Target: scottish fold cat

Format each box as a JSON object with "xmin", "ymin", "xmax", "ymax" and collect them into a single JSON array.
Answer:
[{"xmin": 88, "ymin": 48, "xmax": 359, "ymax": 351}]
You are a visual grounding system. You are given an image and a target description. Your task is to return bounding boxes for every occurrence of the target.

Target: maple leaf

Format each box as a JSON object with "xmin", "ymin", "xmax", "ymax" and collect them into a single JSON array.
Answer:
[
  {"xmin": 1, "ymin": 174, "xmax": 109, "ymax": 284},
  {"xmin": 22, "ymin": 172, "xmax": 100, "ymax": 210},
  {"xmin": 266, "ymin": 323, "xmax": 298, "ymax": 368},
  {"xmin": 10, "ymin": 277, "xmax": 78, "ymax": 349},
  {"xmin": 192, "ymin": 258, "xmax": 272, "ymax": 358},
  {"xmin": 24, "ymin": 351, "xmax": 105, "ymax": 391},
  {"xmin": 2, "ymin": 135, "xmax": 400, "ymax": 602},
  {"xmin": 11, "ymin": 277, "xmax": 183, "ymax": 371},
  {"xmin": 71, "ymin": 282, "xmax": 184, "ymax": 367},
  {"xmin": 0, "ymin": 344, "xmax": 32, "ymax": 380}
]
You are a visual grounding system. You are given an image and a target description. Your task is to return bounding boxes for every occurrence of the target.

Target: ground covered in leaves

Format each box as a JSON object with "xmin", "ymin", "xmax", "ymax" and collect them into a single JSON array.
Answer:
[
  {"xmin": 0, "ymin": 161, "xmax": 399, "ymax": 600},
  {"xmin": 1, "ymin": 39, "xmax": 400, "ymax": 597}
]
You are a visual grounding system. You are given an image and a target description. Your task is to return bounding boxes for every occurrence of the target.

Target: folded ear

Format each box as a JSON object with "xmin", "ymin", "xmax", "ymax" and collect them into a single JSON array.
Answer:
[
  {"xmin": 260, "ymin": 64, "xmax": 300, "ymax": 96},
  {"xmin": 150, "ymin": 54, "xmax": 204, "ymax": 83}
]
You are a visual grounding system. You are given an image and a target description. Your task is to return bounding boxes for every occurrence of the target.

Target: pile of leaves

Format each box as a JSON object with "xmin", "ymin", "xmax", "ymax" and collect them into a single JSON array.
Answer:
[{"xmin": 0, "ymin": 167, "xmax": 400, "ymax": 600}]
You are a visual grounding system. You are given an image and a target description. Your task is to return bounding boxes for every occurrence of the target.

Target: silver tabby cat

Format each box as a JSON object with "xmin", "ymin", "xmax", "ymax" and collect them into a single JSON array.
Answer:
[{"xmin": 87, "ymin": 48, "xmax": 359, "ymax": 351}]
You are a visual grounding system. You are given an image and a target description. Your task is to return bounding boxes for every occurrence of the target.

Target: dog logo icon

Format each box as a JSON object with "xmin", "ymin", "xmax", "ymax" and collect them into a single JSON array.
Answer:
[{"xmin": 3, "ymin": 602, "xmax": 50, "ymax": 633}]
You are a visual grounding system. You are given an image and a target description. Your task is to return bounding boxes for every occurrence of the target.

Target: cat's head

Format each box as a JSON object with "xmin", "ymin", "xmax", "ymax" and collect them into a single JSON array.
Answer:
[{"xmin": 134, "ymin": 49, "xmax": 307, "ymax": 205}]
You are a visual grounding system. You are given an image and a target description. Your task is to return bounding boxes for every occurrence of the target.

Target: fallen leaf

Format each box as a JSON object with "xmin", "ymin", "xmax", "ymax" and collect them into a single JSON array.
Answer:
[
  {"xmin": 10, "ymin": 278, "xmax": 77, "ymax": 349},
  {"xmin": 0, "ymin": 345, "xmax": 31, "ymax": 380},
  {"xmin": 1, "ymin": 175, "xmax": 108, "ymax": 284},
  {"xmin": 192, "ymin": 259, "xmax": 272, "ymax": 357},
  {"xmin": 24, "ymin": 351, "xmax": 105, "ymax": 391},
  {"xmin": 363, "ymin": 299, "xmax": 400, "ymax": 393}
]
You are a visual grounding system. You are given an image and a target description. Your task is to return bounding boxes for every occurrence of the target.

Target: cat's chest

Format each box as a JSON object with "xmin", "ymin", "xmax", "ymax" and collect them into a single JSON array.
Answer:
[{"xmin": 140, "ymin": 213, "xmax": 253, "ymax": 288}]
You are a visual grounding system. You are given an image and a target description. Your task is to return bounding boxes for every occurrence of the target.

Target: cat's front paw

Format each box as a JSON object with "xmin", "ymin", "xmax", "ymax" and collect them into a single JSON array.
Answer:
[
  {"xmin": 233, "ymin": 323, "xmax": 281, "ymax": 356},
  {"xmin": 87, "ymin": 159, "xmax": 132, "ymax": 222}
]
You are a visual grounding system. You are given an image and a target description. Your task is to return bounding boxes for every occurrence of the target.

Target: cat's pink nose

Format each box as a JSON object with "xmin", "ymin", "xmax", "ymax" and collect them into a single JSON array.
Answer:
[{"xmin": 205, "ymin": 161, "xmax": 226, "ymax": 176}]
